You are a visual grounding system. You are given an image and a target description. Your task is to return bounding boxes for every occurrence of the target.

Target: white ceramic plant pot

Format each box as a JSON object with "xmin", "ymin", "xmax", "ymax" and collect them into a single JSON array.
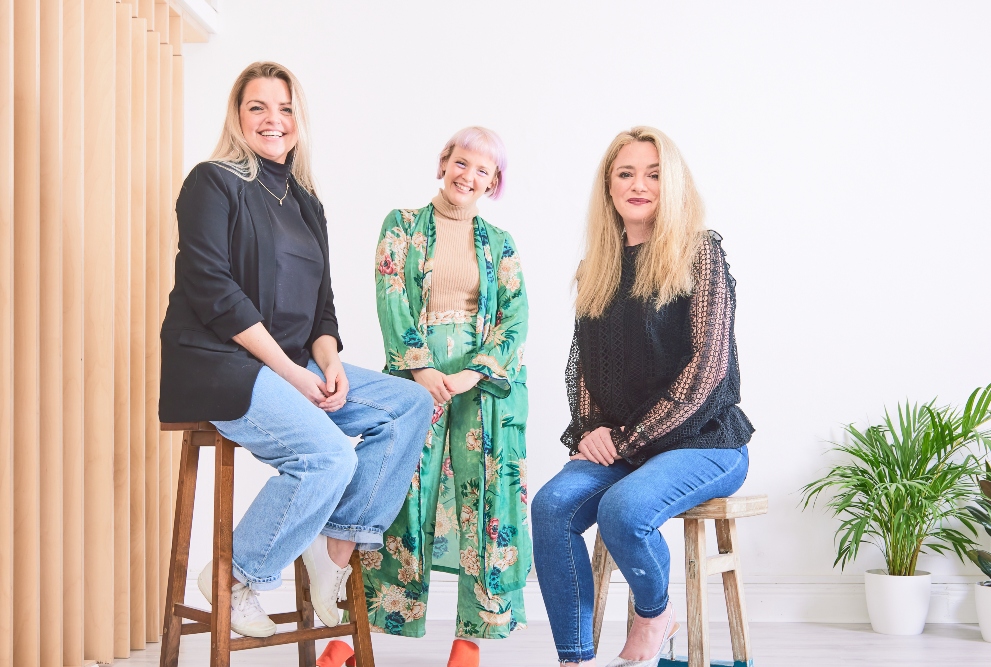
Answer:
[
  {"xmin": 976, "ymin": 582, "xmax": 991, "ymax": 643},
  {"xmin": 863, "ymin": 569, "xmax": 931, "ymax": 635}
]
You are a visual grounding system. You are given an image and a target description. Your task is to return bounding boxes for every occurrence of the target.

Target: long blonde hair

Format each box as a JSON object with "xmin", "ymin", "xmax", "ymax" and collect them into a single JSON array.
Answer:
[
  {"xmin": 575, "ymin": 126, "xmax": 706, "ymax": 318},
  {"xmin": 210, "ymin": 61, "xmax": 317, "ymax": 194}
]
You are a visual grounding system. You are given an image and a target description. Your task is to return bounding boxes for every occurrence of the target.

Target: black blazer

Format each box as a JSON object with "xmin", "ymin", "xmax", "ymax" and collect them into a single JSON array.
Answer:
[{"xmin": 159, "ymin": 161, "xmax": 342, "ymax": 422}]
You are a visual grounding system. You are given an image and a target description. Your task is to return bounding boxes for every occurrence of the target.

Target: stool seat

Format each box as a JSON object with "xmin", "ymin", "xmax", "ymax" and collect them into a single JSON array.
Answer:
[
  {"xmin": 675, "ymin": 495, "xmax": 767, "ymax": 520},
  {"xmin": 161, "ymin": 421, "xmax": 217, "ymax": 432},
  {"xmin": 592, "ymin": 494, "xmax": 767, "ymax": 667},
  {"xmin": 159, "ymin": 422, "xmax": 376, "ymax": 667}
]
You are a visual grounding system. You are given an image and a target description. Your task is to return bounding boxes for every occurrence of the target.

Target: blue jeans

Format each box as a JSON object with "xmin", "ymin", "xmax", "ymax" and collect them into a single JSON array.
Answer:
[
  {"xmin": 212, "ymin": 359, "xmax": 433, "ymax": 591},
  {"xmin": 531, "ymin": 446, "xmax": 749, "ymax": 663}
]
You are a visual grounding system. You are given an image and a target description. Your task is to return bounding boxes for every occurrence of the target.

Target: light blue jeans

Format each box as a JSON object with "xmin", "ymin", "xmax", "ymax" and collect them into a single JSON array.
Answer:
[
  {"xmin": 212, "ymin": 359, "xmax": 433, "ymax": 591},
  {"xmin": 531, "ymin": 446, "xmax": 749, "ymax": 663}
]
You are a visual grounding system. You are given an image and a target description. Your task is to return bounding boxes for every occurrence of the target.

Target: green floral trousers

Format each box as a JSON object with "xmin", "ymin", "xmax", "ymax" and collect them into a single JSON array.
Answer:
[{"xmin": 361, "ymin": 321, "xmax": 527, "ymax": 639}]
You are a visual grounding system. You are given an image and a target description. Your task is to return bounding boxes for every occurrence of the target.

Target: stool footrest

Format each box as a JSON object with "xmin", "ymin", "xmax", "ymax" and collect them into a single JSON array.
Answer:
[
  {"xmin": 174, "ymin": 604, "xmax": 211, "ymax": 625},
  {"xmin": 268, "ymin": 611, "xmax": 305, "ymax": 625},
  {"xmin": 706, "ymin": 553, "xmax": 736, "ymax": 575},
  {"xmin": 180, "ymin": 622, "xmax": 211, "ymax": 636},
  {"xmin": 658, "ymin": 658, "xmax": 753, "ymax": 667},
  {"xmin": 230, "ymin": 623, "xmax": 360, "ymax": 651}
]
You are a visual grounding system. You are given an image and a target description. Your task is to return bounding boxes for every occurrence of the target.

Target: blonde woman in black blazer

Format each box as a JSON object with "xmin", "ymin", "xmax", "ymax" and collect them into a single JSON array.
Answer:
[{"xmin": 160, "ymin": 62, "xmax": 432, "ymax": 647}]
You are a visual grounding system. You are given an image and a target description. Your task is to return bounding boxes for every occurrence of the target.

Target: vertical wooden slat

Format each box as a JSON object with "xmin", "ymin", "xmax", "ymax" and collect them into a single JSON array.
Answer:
[
  {"xmin": 60, "ymin": 0, "xmax": 84, "ymax": 663},
  {"xmin": 0, "ymin": 0, "xmax": 14, "ymax": 664},
  {"xmin": 39, "ymin": 0, "xmax": 63, "ymax": 665},
  {"xmin": 158, "ymin": 40, "xmax": 173, "ymax": 620},
  {"xmin": 137, "ymin": 0, "xmax": 153, "ymax": 28},
  {"xmin": 169, "ymin": 8, "xmax": 182, "ymax": 57},
  {"xmin": 128, "ymin": 14, "xmax": 148, "ymax": 652},
  {"xmin": 13, "ymin": 0, "xmax": 41, "ymax": 664},
  {"xmin": 153, "ymin": 0, "xmax": 168, "ymax": 44},
  {"xmin": 144, "ymin": 30, "xmax": 161, "ymax": 642},
  {"xmin": 168, "ymin": 11, "xmax": 183, "ymax": 540},
  {"xmin": 83, "ymin": 0, "xmax": 115, "ymax": 662},
  {"xmin": 113, "ymin": 3, "xmax": 132, "ymax": 659}
]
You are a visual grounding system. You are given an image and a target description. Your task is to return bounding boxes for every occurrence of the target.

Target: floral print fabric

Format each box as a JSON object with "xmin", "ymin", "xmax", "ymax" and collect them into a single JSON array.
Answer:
[{"xmin": 365, "ymin": 206, "xmax": 531, "ymax": 638}]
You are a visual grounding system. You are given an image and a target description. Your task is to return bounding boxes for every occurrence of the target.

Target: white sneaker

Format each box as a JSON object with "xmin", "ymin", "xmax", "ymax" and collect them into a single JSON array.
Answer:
[
  {"xmin": 197, "ymin": 561, "xmax": 277, "ymax": 638},
  {"xmin": 301, "ymin": 534, "xmax": 352, "ymax": 627}
]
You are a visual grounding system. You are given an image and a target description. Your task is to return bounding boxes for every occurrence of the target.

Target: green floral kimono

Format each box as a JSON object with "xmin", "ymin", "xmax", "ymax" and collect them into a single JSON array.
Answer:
[{"xmin": 362, "ymin": 205, "xmax": 531, "ymax": 639}]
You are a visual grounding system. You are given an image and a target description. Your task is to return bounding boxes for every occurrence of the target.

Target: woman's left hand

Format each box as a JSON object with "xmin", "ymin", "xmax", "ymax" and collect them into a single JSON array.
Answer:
[
  {"xmin": 574, "ymin": 426, "xmax": 619, "ymax": 466},
  {"xmin": 318, "ymin": 359, "xmax": 349, "ymax": 412},
  {"xmin": 443, "ymin": 370, "xmax": 483, "ymax": 396}
]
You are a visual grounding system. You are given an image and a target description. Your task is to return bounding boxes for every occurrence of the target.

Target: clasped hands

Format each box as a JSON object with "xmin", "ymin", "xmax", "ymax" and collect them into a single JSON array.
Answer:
[
  {"xmin": 282, "ymin": 358, "xmax": 349, "ymax": 412},
  {"xmin": 411, "ymin": 367, "xmax": 483, "ymax": 405},
  {"xmin": 570, "ymin": 425, "xmax": 624, "ymax": 466}
]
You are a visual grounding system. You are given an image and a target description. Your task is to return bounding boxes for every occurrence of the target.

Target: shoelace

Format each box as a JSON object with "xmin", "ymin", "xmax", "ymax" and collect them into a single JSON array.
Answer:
[{"xmin": 234, "ymin": 586, "xmax": 268, "ymax": 619}]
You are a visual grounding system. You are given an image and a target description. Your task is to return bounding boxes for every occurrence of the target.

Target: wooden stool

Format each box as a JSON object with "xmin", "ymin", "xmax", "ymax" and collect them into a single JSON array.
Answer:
[
  {"xmin": 159, "ymin": 422, "xmax": 376, "ymax": 667},
  {"xmin": 591, "ymin": 495, "xmax": 767, "ymax": 667}
]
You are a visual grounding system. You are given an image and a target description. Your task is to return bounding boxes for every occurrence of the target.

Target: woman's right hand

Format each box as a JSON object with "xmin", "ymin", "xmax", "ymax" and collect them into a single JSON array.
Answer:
[
  {"xmin": 411, "ymin": 368, "xmax": 451, "ymax": 405},
  {"xmin": 575, "ymin": 426, "xmax": 619, "ymax": 466},
  {"xmin": 281, "ymin": 363, "xmax": 330, "ymax": 407}
]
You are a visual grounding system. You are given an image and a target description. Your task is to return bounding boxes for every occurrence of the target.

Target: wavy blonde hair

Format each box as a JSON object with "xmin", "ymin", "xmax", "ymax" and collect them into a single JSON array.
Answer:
[
  {"xmin": 210, "ymin": 61, "xmax": 316, "ymax": 194},
  {"xmin": 575, "ymin": 126, "xmax": 706, "ymax": 318}
]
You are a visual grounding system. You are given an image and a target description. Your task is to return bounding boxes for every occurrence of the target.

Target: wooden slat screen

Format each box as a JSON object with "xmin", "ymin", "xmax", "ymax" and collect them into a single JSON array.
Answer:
[{"xmin": 0, "ymin": 1, "xmax": 193, "ymax": 664}]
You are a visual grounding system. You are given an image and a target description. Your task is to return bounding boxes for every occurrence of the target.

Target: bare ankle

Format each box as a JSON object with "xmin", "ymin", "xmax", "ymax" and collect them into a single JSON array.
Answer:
[{"xmin": 325, "ymin": 537, "xmax": 356, "ymax": 568}]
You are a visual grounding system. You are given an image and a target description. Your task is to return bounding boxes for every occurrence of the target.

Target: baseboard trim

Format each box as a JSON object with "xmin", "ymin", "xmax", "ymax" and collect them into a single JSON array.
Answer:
[{"xmin": 185, "ymin": 573, "xmax": 985, "ymax": 624}]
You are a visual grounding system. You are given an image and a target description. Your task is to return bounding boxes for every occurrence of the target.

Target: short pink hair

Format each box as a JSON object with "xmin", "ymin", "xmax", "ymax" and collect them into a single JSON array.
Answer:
[{"xmin": 436, "ymin": 126, "xmax": 508, "ymax": 200}]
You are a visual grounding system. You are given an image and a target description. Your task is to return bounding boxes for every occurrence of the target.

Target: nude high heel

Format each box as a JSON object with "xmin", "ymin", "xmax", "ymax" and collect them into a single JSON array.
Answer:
[{"xmin": 604, "ymin": 609, "xmax": 679, "ymax": 667}]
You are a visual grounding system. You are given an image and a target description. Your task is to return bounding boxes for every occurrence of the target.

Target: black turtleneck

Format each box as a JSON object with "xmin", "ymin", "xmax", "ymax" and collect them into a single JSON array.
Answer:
[{"xmin": 258, "ymin": 155, "xmax": 323, "ymax": 366}]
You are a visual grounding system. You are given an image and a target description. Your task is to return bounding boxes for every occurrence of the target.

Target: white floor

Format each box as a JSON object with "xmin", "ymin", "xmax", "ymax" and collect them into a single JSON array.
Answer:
[{"xmin": 110, "ymin": 620, "xmax": 991, "ymax": 666}]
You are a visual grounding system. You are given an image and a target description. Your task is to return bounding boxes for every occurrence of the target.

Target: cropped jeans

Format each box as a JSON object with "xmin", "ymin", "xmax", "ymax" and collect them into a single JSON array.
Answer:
[
  {"xmin": 212, "ymin": 359, "xmax": 433, "ymax": 591},
  {"xmin": 531, "ymin": 445, "xmax": 749, "ymax": 664}
]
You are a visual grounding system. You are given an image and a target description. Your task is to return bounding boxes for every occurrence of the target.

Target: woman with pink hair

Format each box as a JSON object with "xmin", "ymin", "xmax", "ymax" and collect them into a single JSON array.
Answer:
[{"xmin": 345, "ymin": 127, "xmax": 530, "ymax": 667}]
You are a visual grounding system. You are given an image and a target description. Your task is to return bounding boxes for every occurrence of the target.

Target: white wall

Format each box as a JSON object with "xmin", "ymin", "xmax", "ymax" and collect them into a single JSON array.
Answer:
[{"xmin": 180, "ymin": 1, "xmax": 991, "ymax": 621}]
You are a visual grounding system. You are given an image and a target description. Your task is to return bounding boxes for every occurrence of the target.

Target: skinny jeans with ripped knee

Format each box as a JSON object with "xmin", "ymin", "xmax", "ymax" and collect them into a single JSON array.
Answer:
[
  {"xmin": 211, "ymin": 359, "xmax": 433, "ymax": 591},
  {"xmin": 531, "ymin": 445, "xmax": 749, "ymax": 664}
]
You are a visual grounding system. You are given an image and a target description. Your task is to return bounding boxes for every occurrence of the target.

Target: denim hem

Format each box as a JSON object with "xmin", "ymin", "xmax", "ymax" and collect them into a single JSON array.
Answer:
[
  {"xmin": 231, "ymin": 557, "xmax": 282, "ymax": 592},
  {"xmin": 633, "ymin": 595, "xmax": 669, "ymax": 619},
  {"xmin": 556, "ymin": 645, "xmax": 596, "ymax": 663},
  {"xmin": 322, "ymin": 523, "xmax": 384, "ymax": 552}
]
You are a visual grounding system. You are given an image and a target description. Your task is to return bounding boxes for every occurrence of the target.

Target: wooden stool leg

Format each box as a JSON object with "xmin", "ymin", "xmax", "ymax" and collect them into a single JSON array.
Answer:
[
  {"xmin": 347, "ymin": 549, "xmax": 375, "ymax": 667},
  {"xmin": 591, "ymin": 530, "xmax": 617, "ymax": 653},
  {"xmin": 295, "ymin": 558, "xmax": 316, "ymax": 667},
  {"xmin": 210, "ymin": 435, "xmax": 235, "ymax": 667},
  {"xmin": 347, "ymin": 550, "xmax": 375, "ymax": 667},
  {"xmin": 684, "ymin": 518, "xmax": 709, "ymax": 667},
  {"xmin": 160, "ymin": 435, "xmax": 201, "ymax": 667},
  {"xmin": 716, "ymin": 519, "xmax": 753, "ymax": 666}
]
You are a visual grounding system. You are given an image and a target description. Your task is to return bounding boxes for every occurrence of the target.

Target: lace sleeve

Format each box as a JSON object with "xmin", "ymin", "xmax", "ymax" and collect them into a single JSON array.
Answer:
[
  {"xmin": 612, "ymin": 236, "xmax": 733, "ymax": 459},
  {"xmin": 561, "ymin": 321, "xmax": 613, "ymax": 454}
]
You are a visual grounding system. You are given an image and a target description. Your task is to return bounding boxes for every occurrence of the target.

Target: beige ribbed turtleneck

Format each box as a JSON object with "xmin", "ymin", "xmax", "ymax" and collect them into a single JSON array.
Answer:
[{"xmin": 428, "ymin": 190, "xmax": 480, "ymax": 315}]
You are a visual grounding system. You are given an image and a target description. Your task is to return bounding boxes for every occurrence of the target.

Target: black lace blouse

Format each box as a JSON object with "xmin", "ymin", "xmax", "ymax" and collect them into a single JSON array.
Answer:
[{"xmin": 562, "ymin": 231, "xmax": 754, "ymax": 465}]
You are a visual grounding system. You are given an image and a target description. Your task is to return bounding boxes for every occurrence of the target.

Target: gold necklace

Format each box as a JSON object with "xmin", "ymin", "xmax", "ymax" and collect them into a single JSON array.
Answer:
[{"xmin": 259, "ymin": 178, "xmax": 289, "ymax": 206}]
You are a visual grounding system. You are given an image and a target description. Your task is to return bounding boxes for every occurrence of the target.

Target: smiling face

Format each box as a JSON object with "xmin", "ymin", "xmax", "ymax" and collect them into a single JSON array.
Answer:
[
  {"xmin": 238, "ymin": 77, "xmax": 297, "ymax": 164},
  {"xmin": 608, "ymin": 140, "xmax": 660, "ymax": 228},
  {"xmin": 440, "ymin": 146, "xmax": 498, "ymax": 207}
]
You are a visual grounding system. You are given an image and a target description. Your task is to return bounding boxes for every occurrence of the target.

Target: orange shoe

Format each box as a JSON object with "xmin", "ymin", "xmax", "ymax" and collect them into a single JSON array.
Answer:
[
  {"xmin": 316, "ymin": 640, "xmax": 354, "ymax": 667},
  {"xmin": 447, "ymin": 639, "xmax": 480, "ymax": 667}
]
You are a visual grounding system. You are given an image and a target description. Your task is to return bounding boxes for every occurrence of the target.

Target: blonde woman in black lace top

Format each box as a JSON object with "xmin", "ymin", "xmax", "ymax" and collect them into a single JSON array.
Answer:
[{"xmin": 531, "ymin": 127, "xmax": 753, "ymax": 667}]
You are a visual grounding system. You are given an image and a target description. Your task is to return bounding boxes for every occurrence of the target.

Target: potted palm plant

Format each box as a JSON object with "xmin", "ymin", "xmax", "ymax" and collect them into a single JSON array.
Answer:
[
  {"xmin": 965, "ymin": 462, "xmax": 991, "ymax": 642},
  {"xmin": 802, "ymin": 385, "xmax": 991, "ymax": 635}
]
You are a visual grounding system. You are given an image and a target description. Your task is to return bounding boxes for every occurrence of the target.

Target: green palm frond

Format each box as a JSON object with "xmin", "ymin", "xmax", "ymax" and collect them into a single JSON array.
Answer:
[{"xmin": 801, "ymin": 384, "xmax": 991, "ymax": 576}]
